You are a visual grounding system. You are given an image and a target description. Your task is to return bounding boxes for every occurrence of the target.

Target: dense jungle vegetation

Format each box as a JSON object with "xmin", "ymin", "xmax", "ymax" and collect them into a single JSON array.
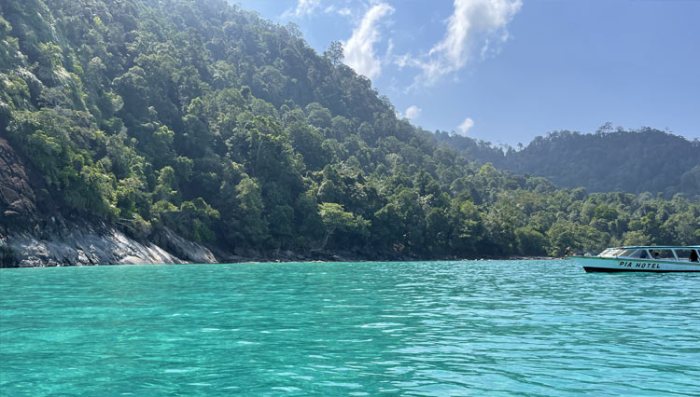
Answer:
[
  {"xmin": 1, "ymin": 0, "xmax": 698, "ymax": 258},
  {"xmin": 437, "ymin": 127, "xmax": 700, "ymax": 197}
]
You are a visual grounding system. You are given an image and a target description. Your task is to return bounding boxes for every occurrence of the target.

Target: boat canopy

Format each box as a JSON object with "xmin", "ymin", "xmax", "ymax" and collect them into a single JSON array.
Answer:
[
  {"xmin": 615, "ymin": 245, "xmax": 700, "ymax": 250},
  {"xmin": 599, "ymin": 246, "xmax": 700, "ymax": 262}
]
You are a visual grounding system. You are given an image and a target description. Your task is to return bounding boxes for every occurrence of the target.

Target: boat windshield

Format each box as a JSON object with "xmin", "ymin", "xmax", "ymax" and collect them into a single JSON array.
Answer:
[
  {"xmin": 599, "ymin": 248, "xmax": 625, "ymax": 258},
  {"xmin": 618, "ymin": 249, "xmax": 647, "ymax": 258}
]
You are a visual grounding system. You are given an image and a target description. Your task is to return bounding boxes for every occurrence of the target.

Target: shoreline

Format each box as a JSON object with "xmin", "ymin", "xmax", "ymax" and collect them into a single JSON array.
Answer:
[
  {"xmin": 0, "ymin": 227, "xmax": 560, "ymax": 268},
  {"xmin": 0, "ymin": 230, "xmax": 562, "ymax": 269},
  {"xmin": 0, "ymin": 257, "xmax": 563, "ymax": 269}
]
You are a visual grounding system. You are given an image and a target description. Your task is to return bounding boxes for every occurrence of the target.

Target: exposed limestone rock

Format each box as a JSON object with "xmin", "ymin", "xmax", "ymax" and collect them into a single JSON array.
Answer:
[
  {"xmin": 152, "ymin": 227, "xmax": 217, "ymax": 264},
  {"xmin": 4, "ymin": 227, "xmax": 194, "ymax": 267}
]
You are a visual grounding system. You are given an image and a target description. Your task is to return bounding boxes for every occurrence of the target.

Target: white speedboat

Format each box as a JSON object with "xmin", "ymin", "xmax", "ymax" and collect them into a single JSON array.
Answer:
[{"xmin": 571, "ymin": 246, "xmax": 700, "ymax": 273}]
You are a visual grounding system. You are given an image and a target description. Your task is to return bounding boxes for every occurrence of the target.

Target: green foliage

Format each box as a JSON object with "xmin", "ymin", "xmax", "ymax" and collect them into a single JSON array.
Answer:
[
  {"xmin": 159, "ymin": 198, "xmax": 220, "ymax": 243},
  {"xmin": 2, "ymin": 0, "xmax": 697, "ymax": 259},
  {"xmin": 438, "ymin": 128, "xmax": 700, "ymax": 197},
  {"xmin": 233, "ymin": 176, "xmax": 267, "ymax": 245},
  {"xmin": 7, "ymin": 109, "xmax": 118, "ymax": 219},
  {"xmin": 318, "ymin": 202, "xmax": 370, "ymax": 249},
  {"xmin": 515, "ymin": 227, "xmax": 548, "ymax": 257}
]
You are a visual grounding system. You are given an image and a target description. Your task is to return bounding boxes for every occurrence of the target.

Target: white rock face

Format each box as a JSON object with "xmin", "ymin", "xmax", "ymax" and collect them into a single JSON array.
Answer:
[{"xmin": 4, "ymin": 226, "xmax": 218, "ymax": 267}]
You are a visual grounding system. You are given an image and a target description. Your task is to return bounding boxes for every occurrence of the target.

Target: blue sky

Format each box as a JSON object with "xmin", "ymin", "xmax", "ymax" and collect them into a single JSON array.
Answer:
[{"xmin": 234, "ymin": 0, "xmax": 700, "ymax": 146}]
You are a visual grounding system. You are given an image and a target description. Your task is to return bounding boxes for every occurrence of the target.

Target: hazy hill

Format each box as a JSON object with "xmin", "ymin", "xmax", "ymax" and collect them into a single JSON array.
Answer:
[
  {"xmin": 437, "ymin": 129, "xmax": 700, "ymax": 197},
  {"xmin": 1, "ymin": 0, "xmax": 698, "ymax": 266}
]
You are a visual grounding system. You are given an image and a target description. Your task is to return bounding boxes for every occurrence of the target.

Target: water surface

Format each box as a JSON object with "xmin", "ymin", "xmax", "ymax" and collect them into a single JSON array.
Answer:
[{"xmin": 1, "ymin": 260, "xmax": 699, "ymax": 396}]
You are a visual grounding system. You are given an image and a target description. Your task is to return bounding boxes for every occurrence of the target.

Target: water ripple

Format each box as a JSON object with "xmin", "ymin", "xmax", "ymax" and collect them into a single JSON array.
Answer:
[{"xmin": 1, "ymin": 260, "xmax": 699, "ymax": 396}]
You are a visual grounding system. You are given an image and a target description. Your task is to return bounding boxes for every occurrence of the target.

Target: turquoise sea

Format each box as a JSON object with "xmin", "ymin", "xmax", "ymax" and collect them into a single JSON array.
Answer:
[{"xmin": 1, "ymin": 260, "xmax": 699, "ymax": 396}]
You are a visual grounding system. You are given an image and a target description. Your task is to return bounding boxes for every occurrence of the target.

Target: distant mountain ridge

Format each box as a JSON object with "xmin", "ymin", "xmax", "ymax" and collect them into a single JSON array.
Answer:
[{"xmin": 437, "ymin": 128, "xmax": 700, "ymax": 197}]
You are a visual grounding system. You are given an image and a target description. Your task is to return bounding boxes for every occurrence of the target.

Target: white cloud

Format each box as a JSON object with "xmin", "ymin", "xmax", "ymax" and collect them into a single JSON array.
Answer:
[
  {"xmin": 456, "ymin": 117, "xmax": 475, "ymax": 136},
  {"xmin": 404, "ymin": 105, "xmax": 422, "ymax": 120},
  {"xmin": 343, "ymin": 3, "xmax": 394, "ymax": 80},
  {"xmin": 286, "ymin": 1, "xmax": 355, "ymax": 19},
  {"xmin": 336, "ymin": 7, "xmax": 353, "ymax": 17},
  {"xmin": 290, "ymin": 0, "xmax": 322, "ymax": 17},
  {"xmin": 324, "ymin": 4, "xmax": 353, "ymax": 18},
  {"xmin": 410, "ymin": 0, "xmax": 522, "ymax": 85},
  {"xmin": 395, "ymin": 54, "xmax": 410, "ymax": 69}
]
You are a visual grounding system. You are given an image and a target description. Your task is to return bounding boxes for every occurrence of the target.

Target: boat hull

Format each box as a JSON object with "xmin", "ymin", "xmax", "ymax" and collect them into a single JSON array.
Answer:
[{"xmin": 571, "ymin": 256, "xmax": 700, "ymax": 273}]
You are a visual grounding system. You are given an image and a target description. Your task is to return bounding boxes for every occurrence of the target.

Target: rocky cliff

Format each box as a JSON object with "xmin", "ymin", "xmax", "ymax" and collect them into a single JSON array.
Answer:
[{"xmin": 0, "ymin": 138, "xmax": 217, "ymax": 267}]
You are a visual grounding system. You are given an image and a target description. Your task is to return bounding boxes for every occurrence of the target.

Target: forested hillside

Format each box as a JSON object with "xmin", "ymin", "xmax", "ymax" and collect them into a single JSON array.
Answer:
[
  {"xmin": 437, "ymin": 128, "xmax": 700, "ymax": 196},
  {"xmin": 1, "ymin": 0, "xmax": 698, "ymax": 264}
]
